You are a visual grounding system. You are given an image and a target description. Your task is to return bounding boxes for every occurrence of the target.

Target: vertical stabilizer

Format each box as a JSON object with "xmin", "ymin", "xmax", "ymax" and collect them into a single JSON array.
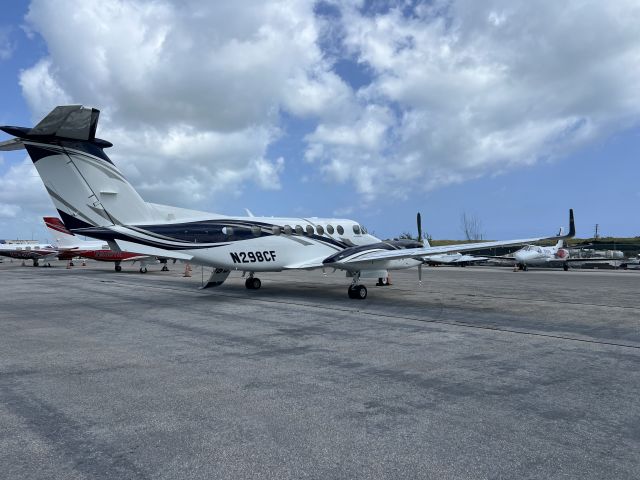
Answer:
[
  {"xmin": 1, "ymin": 106, "xmax": 160, "ymax": 230},
  {"xmin": 43, "ymin": 217, "xmax": 79, "ymax": 248}
]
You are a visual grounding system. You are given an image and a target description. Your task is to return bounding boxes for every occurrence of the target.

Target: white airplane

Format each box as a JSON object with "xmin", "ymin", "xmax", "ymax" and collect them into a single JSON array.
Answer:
[
  {"xmin": 493, "ymin": 237, "xmax": 614, "ymax": 271},
  {"xmin": 0, "ymin": 105, "xmax": 575, "ymax": 299},
  {"xmin": 424, "ymin": 252, "xmax": 488, "ymax": 266},
  {"xmin": 509, "ymin": 238, "xmax": 571, "ymax": 271}
]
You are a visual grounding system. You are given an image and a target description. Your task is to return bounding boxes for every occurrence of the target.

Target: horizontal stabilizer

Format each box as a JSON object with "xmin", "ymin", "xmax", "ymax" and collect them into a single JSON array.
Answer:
[{"xmin": 0, "ymin": 138, "xmax": 24, "ymax": 151}]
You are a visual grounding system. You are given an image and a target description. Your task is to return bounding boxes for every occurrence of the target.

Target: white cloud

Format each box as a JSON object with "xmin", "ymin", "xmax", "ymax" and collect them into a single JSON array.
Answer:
[
  {"xmin": 0, "ymin": 27, "xmax": 14, "ymax": 60},
  {"xmin": 5, "ymin": 0, "xmax": 640, "ymax": 227},
  {"xmin": 306, "ymin": 0, "xmax": 640, "ymax": 197},
  {"xmin": 17, "ymin": 0, "xmax": 350, "ymax": 211}
]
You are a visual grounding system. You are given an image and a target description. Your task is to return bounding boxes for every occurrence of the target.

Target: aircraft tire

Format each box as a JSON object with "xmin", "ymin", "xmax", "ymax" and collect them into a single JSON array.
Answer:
[
  {"xmin": 161, "ymin": 265, "xmax": 169, "ymax": 272},
  {"xmin": 115, "ymin": 265, "xmax": 122, "ymax": 272},
  {"xmin": 140, "ymin": 267, "xmax": 148, "ymax": 274},
  {"xmin": 348, "ymin": 285, "xmax": 367, "ymax": 299},
  {"xmin": 245, "ymin": 277, "xmax": 261, "ymax": 290}
]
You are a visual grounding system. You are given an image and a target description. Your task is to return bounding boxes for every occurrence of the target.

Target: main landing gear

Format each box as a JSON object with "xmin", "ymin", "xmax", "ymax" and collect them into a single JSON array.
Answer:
[
  {"xmin": 114, "ymin": 262, "xmax": 122, "ymax": 272},
  {"xmin": 32, "ymin": 259, "xmax": 39, "ymax": 267},
  {"xmin": 245, "ymin": 273, "xmax": 262, "ymax": 290},
  {"xmin": 161, "ymin": 265, "xmax": 169, "ymax": 272},
  {"xmin": 139, "ymin": 267, "xmax": 148, "ymax": 273},
  {"xmin": 347, "ymin": 272, "xmax": 367, "ymax": 299}
]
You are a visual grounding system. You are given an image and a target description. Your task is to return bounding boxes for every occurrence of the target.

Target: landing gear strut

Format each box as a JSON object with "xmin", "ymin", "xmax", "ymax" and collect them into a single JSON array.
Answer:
[
  {"xmin": 347, "ymin": 272, "xmax": 367, "ymax": 299},
  {"xmin": 245, "ymin": 273, "xmax": 261, "ymax": 290},
  {"xmin": 563, "ymin": 263, "xmax": 569, "ymax": 271},
  {"xmin": 33, "ymin": 259, "xmax": 39, "ymax": 267}
]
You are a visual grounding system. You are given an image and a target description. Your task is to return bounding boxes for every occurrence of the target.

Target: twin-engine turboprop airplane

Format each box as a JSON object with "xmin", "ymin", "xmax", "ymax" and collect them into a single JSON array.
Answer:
[
  {"xmin": 43, "ymin": 217, "xmax": 164, "ymax": 272},
  {"xmin": 0, "ymin": 105, "xmax": 575, "ymax": 299}
]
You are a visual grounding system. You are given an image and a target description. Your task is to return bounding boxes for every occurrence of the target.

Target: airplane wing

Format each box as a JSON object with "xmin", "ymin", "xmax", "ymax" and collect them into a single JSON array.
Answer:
[
  {"xmin": 329, "ymin": 209, "xmax": 574, "ymax": 267},
  {"xmin": 283, "ymin": 257, "xmax": 328, "ymax": 270}
]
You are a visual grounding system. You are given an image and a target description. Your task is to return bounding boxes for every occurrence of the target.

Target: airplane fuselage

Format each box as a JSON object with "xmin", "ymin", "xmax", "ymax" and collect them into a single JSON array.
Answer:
[{"xmin": 77, "ymin": 215, "xmax": 424, "ymax": 272}]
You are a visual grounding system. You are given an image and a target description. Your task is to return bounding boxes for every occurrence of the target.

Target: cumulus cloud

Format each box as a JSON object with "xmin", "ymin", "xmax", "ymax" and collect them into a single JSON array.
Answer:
[
  {"xmin": 4, "ymin": 0, "xmax": 640, "ymax": 226},
  {"xmin": 17, "ymin": 0, "xmax": 349, "ymax": 211},
  {"xmin": 307, "ymin": 0, "xmax": 640, "ymax": 197}
]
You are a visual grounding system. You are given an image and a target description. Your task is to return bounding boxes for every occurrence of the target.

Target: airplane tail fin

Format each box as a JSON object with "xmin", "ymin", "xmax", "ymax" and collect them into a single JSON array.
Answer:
[
  {"xmin": 1, "ymin": 106, "xmax": 161, "ymax": 230},
  {"xmin": 554, "ymin": 227, "xmax": 564, "ymax": 249},
  {"xmin": 43, "ymin": 216, "xmax": 81, "ymax": 248}
]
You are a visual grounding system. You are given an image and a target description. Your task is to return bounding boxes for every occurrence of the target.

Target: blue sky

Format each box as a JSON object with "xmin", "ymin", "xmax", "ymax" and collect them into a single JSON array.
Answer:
[{"xmin": 1, "ymin": 1, "xmax": 639, "ymax": 241}]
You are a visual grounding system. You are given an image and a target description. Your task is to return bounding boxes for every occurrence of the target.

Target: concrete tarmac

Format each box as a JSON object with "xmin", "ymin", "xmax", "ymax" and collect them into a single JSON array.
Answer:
[{"xmin": 0, "ymin": 260, "xmax": 638, "ymax": 479}]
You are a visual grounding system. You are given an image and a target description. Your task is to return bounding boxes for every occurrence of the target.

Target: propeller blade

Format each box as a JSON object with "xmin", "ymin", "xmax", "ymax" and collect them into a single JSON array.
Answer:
[{"xmin": 417, "ymin": 212, "xmax": 423, "ymax": 245}]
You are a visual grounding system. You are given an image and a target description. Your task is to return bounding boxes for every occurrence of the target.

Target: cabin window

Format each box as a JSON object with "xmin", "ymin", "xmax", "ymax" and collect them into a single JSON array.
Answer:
[
  {"xmin": 222, "ymin": 226, "xmax": 234, "ymax": 236},
  {"xmin": 353, "ymin": 225, "xmax": 361, "ymax": 234},
  {"xmin": 272, "ymin": 226, "xmax": 281, "ymax": 235},
  {"xmin": 283, "ymin": 225, "xmax": 292, "ymax": 235},
  {"xmin": 305, "ymin": 225, "xmax": 314, "ymax": 235},
  {"xmin": 326, "ymin": 225, "xmax": 334, "ymax": 234},
  {"xmin": 251, "ymin": 226, "xmax": 261, "ymax": 237},
  {"xmin": 337, "ymin": 225, "xmax": 344, "ymax": 235},
  {"xmin": 295, "ymin": 225, "xmax": 303, "ymax": 235},
  {"xmin": 316, "ymin": 225, "xmax": 325, "ymax": 235}
]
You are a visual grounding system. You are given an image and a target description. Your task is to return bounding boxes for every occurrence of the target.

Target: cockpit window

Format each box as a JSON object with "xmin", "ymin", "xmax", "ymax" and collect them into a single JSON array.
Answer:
[{"xmin": 360, "ymin": 225, "xmax": 367, "ymax": 234}]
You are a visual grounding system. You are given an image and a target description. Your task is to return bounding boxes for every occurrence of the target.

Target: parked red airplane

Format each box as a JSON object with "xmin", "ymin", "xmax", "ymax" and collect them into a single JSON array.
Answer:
[{"xmin": 44, "ymin": 217, "xmax": 168, "ymax": 272}]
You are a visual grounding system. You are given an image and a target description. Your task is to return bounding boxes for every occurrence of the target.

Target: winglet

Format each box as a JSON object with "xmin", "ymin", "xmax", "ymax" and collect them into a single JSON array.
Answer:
[
  {"xmin": 558, "ymin": 209, "xmax": 575, "ymax": 239},
  {"xmin": 567, "ymin": 208, "xmax": 575, "ymax": 238}
]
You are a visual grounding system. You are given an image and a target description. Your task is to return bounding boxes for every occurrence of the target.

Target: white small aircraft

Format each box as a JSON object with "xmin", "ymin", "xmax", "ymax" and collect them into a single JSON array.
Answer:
[
  {"xmin": 0, "ymin": 105, "xmax": 575, "ymax": 299},
  {"xmin": 423, "ymin": 252, "xmax": 488, "ymax": 266},
  {"xmin": 493, "ymin": 237, "xmax": 614, "ymax": 271},
  {"xmin": 509, "ymin": 239, "xmax": 571, "ymax": 271}
]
